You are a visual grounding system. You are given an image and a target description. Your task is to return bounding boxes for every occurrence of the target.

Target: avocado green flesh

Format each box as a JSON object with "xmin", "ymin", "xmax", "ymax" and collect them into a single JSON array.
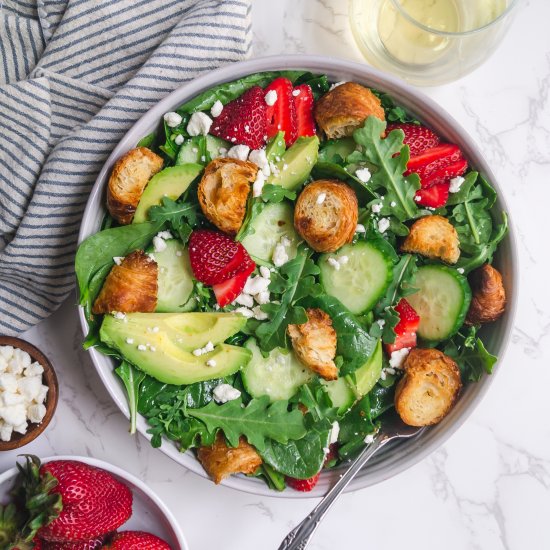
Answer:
[
  {"xmin": 348, "ymin": 340, "xmax": 383, "ymax": 398},
  {"xmin": 265, "ymin": 131, "xmax": 286, "ymax": 162},
  {"xmin": 268, "ymin": 135, "xmax": 319, "ymax": 190},
  {"xmin": 133, "ymin": 164, "xmax": 203, "ymax": 224},
  {"xmin": 100, "ymin": 312, "xmax": 251, "ymax": 384}
]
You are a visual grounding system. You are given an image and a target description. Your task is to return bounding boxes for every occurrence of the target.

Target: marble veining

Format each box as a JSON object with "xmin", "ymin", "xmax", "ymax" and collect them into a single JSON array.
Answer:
[{"xmin": 1, "ymin": 1, "xmax": 549, "ymax": 549}]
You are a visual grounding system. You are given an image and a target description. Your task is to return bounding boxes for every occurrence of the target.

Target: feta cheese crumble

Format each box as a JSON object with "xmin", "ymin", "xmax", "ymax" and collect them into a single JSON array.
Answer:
[
  {"xmin": 192, "ymin": 341, "xmax": 215, "ymax": 357},
  {"xmin": 163, "ymin": 111, "xmax": 182, "ymax": 128},
  {"xmin": 457, "ymin": 267, "xmax": 465, "ymax": 274},
  {"xmin": 355, "ymin": 224, "xmax": 366, "ymax": 234},
  {"xmin": 113, "ymin": 256, "xmax": 124, "ymax": 266},
  {"xmin": 327, "ymin": 257, "xmax": 341, "ymax": 270},
  {"xmin": 174, "ymin": 134, "xmax": 184, "ymax": 146},
  {"xmin": 248, "ymin": 148, "xmax": 271, "ymax": 176},
  {"xmin": 186, "ymin": 112, "xmax": 213, "ymax": 136},
  {"xmin": 210, "ymin": 100, "xmax": 224, "ymax": 118},
  {"xmin": 329, "ymin": 421, "xmax": 340, "ymax": 445},
  {"xmin": 329, "ymin": 81, "xmax": 347, "ymax": 91},
  {"xmin": 227, "ymin": 144, "xmax": 250, "ymax": 161},
  {"xmin": 252, "ymin": 170, "xmax": 266, "ymax": 198},
  {"xmin": 316, "ymin": 193, "xmax": 326, "ymax": 205},
  {"xmin": 389, "ymin": 348, "xmax": 410, "ymax": 369},
  {"xmin": 206, "ymin": 359, "xmax": 217, "ymax": 368},
  {"xmin": 371, "ymin": 203, "xmax": 382, "ymax": 214},
  {"xmin": 265, "ymin": 90, "xmax": 278, "ymax": 106},
  {"xmin": 449, "ymin": 175, "xmax": 465, "ymax": 193},
  {"xmin": 364, "ymin": 434, "xmax": 375, "ymax": 444},
  {"xmin": 292, "ymin": 89, "xmax": 301, "ymax": 97},
  {"xmin": 272, "ymin": 236, "xmax": 291, "ymax": 267},
  {"xmin": 377, "ymin": 217, "xmax": 390, "ymax": 234},
  {"xmin": 0, "ymin": 346, "xmax": 48, "ymax": 441},
  {"xmin": 213, "ymin": 384, "xmax": 241, "ymax": 404},
  {"xmin": 355, "ymin": 167, "xmax": 371, "ymax": 182}
]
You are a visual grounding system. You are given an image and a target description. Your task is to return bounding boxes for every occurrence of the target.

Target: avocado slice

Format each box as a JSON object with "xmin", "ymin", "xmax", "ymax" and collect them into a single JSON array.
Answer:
[
  {"xmin": 347, "ymin": 340, "xmax": 383, "ymax": 398},
  {"xmin": 268, "ymin": 135, "xmax": 319, "ymax": 190},
  {"xmin": 175, "ymin": 136, "xmax": 229, "ymax": 166},
  {"xmin": 100, "ymin": 312, "xmax": 252, "ymax": 384},
  {"xmin": 133, "ymin": 164, "xmax": 202, "ymax": 224},
  {"xmin": 265, "ymin": 131, "xmax": 286, "ymax": 163}
]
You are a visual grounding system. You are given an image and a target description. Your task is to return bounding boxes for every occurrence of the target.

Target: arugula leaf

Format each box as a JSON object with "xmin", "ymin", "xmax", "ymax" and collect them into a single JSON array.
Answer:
[
  {"xmin": 349, "ymin": 117, "xmax": 419, "ymax": 221},
  {"xmin": 293, "ymin": 72, "xmax": 331, "ymax": 99},
  {"xmin": 260, "ymin": 429, "xmax": 330, "ymax": 479},
  {"xmin": 312, "ymin": 295, "xmax": 378, "ymax": 376},
  {"xmin": 445, "ymin": 171, "xmax": 479, "ymax": 206},
  {"xmin": 372, "ymin": 254, "xmax": 418, "ymax": 344},
  {"xmin": 260, "ymin": 184, "xmax": 296, "ymax": 203},
  {"xmin": 451, "ymin": 198, "xmax": 493, "ymax": 252},
  {"xmin": 115, "ymin": 362, "xmax": 146, "ymax": 435},
  {"xmin": 293, "ymin": 380, "xmax": 338, "ymax": 424},
  {"xmin": 375, "ymin": 91, "xmax": 420, "ymax": 124},
  {"xmin": 148, "ymin": 196, "xmax": 201, "ymax": 244},
  {"xmin": 186, "ymin": 396, "xmax": 307, "ymax": 452},
  {"xmin": 255, "ymin": 245, "xmax": 322, "ymax": 352},
  {"xmin": 442, "ymin": 326, "xmax": 497, "ymax": 382},
  {"xmin": 235, "ymin": 197, "xmax": 265, "ymax": 242}
]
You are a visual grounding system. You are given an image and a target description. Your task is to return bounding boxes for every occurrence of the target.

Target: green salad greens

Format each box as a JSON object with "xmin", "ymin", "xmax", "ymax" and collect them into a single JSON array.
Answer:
[{"xmin": 75, "ymin": 70, "xmax": 507, "ymax": 492}]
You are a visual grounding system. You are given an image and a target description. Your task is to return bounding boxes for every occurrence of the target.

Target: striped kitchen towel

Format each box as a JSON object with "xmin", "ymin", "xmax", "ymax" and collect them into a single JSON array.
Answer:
[{"xmin": 0, "ymin": 0, "xmax": 252, "ymax": 334}]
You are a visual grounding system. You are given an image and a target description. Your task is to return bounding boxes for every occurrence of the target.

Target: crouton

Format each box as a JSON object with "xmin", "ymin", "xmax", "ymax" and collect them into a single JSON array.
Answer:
[
  {"xmin": 92, "ymin": 250, "xmax": 158, "ymax": 314},
  {"xmin": 197, "ymin": 433, "xmax": 262, "ymax": 484},
  {"xmin": 287, "ymin": 308, "xmax": 338, "ymax": 381},
  {"xmin": 294, "ymin": 180, "xmax": 358, "ymax": 253},
  {"xmin": 401, "ymin": 215, "xmax": 460, "ymax": 264},
  {"xmin": 395, "ymin": 348, "xmax": 462, "ymax": 427},
  {"xmin": 107, "ymin": 147, "xmax": 164, "ymax": 225},
  {"xmin": 198, "ymin": 157, "xmax": 258, "ymax": 236},
  {"xmin": 314, "ymin": 82, "xmax": 385, "ymax": 139},
  {"xmin": 466, "ymin": 264, "xmax": 506, "ymax": 325}
]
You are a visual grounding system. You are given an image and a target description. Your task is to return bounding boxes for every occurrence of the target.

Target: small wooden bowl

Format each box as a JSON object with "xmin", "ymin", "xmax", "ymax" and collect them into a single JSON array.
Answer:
[{"xmin": 0, "ymin": 336, "xmax": 59, "ymax": 451}]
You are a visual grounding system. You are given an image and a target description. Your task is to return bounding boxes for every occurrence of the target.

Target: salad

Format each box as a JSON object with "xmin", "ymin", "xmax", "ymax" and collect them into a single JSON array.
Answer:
[{"xmin": 76, "ymin": 71, "xmax": 508, "ymax": 492}]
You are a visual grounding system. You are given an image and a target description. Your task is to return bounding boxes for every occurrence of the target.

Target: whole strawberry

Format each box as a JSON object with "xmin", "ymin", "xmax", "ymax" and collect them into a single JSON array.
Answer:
[
  {"xmin": 104, "ymin": 531, "xmax": 171, "ymax": 550},
  {"xmin": 210, "ymin": 85, "xmax": 267, "ymax": 149},
  {"xmin": 37, "ymin": 461, "xmax": 132, "ymax": 543},
  {"xmin": 41, "ymin": 535, "xmax": 108, "ymax": 549}
]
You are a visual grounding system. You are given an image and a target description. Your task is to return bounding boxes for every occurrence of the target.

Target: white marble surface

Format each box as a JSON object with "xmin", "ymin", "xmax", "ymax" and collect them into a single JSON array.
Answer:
[{"xmin": 3, "ymin": 1, "xmax": 550, "ymax": 549}]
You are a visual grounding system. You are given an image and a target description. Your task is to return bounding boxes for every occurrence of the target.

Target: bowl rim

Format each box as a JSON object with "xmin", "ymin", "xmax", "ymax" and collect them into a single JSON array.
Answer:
[
  {"xmin": 77, "ymin": 54, "xmax": 518, "ymax": 499},
  {"xmin": 0, "ymin": 336, "xmax": 59, "ymax": 451},
  {"xmin": 0, "ymin": 455, "xmax": 189, "ymax": 550}
]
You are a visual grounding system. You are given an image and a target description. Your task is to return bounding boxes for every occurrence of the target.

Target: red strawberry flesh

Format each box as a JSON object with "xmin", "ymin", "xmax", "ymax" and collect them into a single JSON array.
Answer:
[
  {"xmin": 419, "ymin": 158, "xmax": 468, "ymax": 188},
  {"xmin": 105, "ymin": 531, "xmax": 171, "ymax": 550},
  {"xmin": 188, "ymin": 230, "xmax": 254, "ymax": 285},
  {"xmin": 210, "ymin": 86, "xmax": 267, "ymax": 149},
  {"xmin": 387, "ymin": 123, "xmax": 440, "ymax": 156},
  {"xmin": 406, "ymin": 143, "xmax": 462, "ymax": 175},
  {"xmin": 286, "ymin": 472, "xmax": 321, "ymax": 492},
  {"xmin": 212, "ymin": 262, "xmax": 255, "ymax": 308},
  {"xmin": 293, "ymin": 84, "xmax": 316, "ymax": 139},
  {"xmin": 414, "ymin": 182, "xmax": 450, "ymax": 208},
  {"xmin": 385, "ymin": 299, "xmax": 420, "ymax": 354},
  {"xmin": 38, "ymin": 461, "xmax": 132, "ymax": 543},
  {"xmin": 264, "ymin": 77, "xmax": 298, "ymax": 146}
]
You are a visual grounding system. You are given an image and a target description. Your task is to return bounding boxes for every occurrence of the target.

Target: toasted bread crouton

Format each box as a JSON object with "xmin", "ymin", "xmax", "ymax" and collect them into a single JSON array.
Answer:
[
  {"xmin": 294, "ymin": 180, "xmax": 358, "ymax": 253},
  {"xmin": 107, "ymin": 147, "xmax": 164, "ymax": 225},
  {"xmin": 395, "ymin": 348, "xmax": 462, "ymax": 427},
  {"xmin": 198, "ymin": 157, "xmax": 257, "ymax": 236},
  {"xmin": 92, "ymin": 250, "xmax": 158, "ymax": 314},
  {"xmin": 314, "ymin": 82, "xmax": 385, "ymax": 139},
  {"xmin": 466, "ymin": 264, "xmax": 506, "ymax": 325},
  {"xmin": 401, "ymin": 215, "xmax": 460, "ymax": 264},
  {"xmin": 287, "ymin": 308, "xmax": 338, "ymax": 381},
  {"xmin": 197, "ymin": 433, "xmax": 262, "ymax": 484}
]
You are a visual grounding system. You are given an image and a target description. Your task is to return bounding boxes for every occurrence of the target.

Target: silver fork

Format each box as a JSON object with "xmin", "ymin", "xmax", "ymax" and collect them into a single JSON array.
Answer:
[{"xmin": 278, "ymin": 413, "xmax": 425, "ymax": 550}]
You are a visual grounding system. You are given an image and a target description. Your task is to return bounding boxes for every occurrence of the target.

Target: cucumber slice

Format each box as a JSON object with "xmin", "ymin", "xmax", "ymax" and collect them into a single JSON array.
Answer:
[
  {"xmin": 240, "ymin": 201, "xmax": 300, "ymax": 264},
  {"xmin": 175, "ymin": 135, "xmax": 228, "ymax": 165},
  {"xmin": 406, "ymin": 265, "xmax": 472, "ymax": 342},
  {"xmin": 243, "ymin": 339, "xmax": 313, "ymax": 401},
  {"xmin": 147, "ymin": 240, "xmax": 195, "ymax": 312},
  {"xmin": 321, "ymin": 377, "xmax": 355, "ymax": 414},
  {"xmin": 347, "ymin": 340, "xmax": 383, "ymax": 398},
  {"xmin": 319, "ymin": 242, "xmax": 394, "ymax": 314}
]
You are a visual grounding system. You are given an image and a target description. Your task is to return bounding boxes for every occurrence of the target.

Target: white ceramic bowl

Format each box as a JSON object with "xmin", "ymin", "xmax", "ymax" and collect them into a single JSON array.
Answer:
[
  {"xmin": 78, "ymin": 55, "xmax": 517, "ymax": 498},
  {"xmin": 0, "ymin": 455, "xmax": 188, "ymax": 549}
]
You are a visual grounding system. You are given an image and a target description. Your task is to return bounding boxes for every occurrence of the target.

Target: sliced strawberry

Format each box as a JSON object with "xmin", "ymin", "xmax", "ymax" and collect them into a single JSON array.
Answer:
[
  {"xmin": 286, "ymin": 472, "xmax": 321, "ymax": 492},
  {"xmin": 188, "ymin": 230, "xmax": 254, "ymax": 285},
  {"xmin": 420, "ymin": 158, "xmax": 468, "ymax": 188},
  {"xmin": 210, "ymin": 86, "xmax": 267, "ymax": 149},
  {"xmin": 386, "ymin": 299, "xmax": 420, "ymax": 354},
  {"xmin": 414, "ymin": 182, "xmax": 450, "ymax": 208},
  {"xmin": 264, "ymin": 77, "xmax": 298, "ymax": 146},
  {"xmin": 387, "ymin": 123, "xmax": 440, "ymax": 156},
  {"xmin": 406, "ymin": 143, "xmax": 462, "ymax": 176},
  {"xmin": 293, "ymin": 84, "xmax": 316, "ymax": 138},
  {"xmin": 212, "ymin": 262, "xmax": 255, "ymax": 307}
]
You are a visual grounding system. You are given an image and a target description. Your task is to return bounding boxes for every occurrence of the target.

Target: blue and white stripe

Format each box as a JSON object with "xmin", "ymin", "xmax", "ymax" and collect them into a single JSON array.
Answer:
[{"xmin": 0, "ymin": 0, "xmax": 252, "ymax": 334}]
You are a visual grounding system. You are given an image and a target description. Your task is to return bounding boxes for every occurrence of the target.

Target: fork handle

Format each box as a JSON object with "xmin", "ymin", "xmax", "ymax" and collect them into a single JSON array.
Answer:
[{"xmin": 278, "ymin": 434, "xmax": 390, "ymax": 550}]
